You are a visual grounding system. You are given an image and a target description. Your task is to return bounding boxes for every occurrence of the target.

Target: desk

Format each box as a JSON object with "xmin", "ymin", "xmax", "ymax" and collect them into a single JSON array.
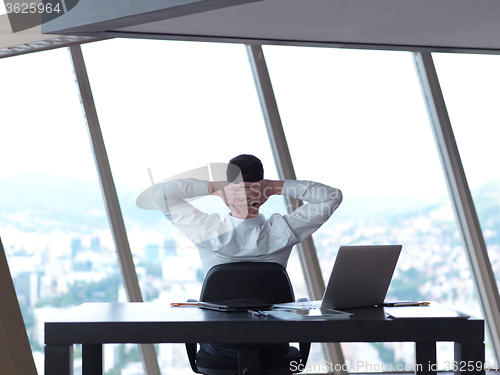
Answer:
[{"xmin": 45, "ymin": 302, "xmax": 484, "ymax": 375}]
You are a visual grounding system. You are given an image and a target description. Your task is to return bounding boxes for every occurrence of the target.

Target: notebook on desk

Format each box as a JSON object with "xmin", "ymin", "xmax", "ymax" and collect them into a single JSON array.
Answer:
[
  {"xmin": 384, "ymin": 304, "xmax": 470, "ymax": 319},
  {"xmin": 276, "ymin": 244, "xmax": 402, "ymax": 311}
]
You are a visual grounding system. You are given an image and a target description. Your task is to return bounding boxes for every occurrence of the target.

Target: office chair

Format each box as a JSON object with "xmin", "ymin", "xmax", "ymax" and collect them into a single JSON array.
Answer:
[{"xmin": 186, "ymin": 262, "xmax": 311, "ymax": 375}]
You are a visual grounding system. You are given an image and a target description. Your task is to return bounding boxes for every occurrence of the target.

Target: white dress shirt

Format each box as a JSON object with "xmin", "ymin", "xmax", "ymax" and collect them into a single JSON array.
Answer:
[{"xmin": 151, "ymin": 178, "xmax": 342, "ymax": 274}]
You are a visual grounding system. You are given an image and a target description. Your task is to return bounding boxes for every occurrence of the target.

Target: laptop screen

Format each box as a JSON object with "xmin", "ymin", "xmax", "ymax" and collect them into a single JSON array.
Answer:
[{"xmin": 321, "ymin": 245, "xmax": 402, "ymax": 310}]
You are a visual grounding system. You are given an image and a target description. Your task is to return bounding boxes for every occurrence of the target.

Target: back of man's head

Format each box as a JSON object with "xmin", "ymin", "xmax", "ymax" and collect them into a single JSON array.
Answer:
[{"xmin": 227, "ymin": 154, "xmax": 264, "ymax": 183}]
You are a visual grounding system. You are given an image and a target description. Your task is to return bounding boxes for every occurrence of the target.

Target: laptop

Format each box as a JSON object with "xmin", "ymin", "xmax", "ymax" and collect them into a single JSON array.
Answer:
[
  {"xmin": 276, "ymin": 245, "xmax": 402, "ymax": 311},
  {"xmin": 320, "ymin": 245, "xmax": 402, "ymax": 310}
]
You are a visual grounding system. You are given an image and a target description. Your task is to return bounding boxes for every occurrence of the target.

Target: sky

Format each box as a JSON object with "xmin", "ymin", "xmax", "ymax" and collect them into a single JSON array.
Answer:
[{"xmin": 1, "ymin": 26, "xmax": 500, "ymax": 202}]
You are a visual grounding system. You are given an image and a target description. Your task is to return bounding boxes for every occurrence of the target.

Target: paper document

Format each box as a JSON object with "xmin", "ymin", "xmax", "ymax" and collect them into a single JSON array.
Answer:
[{"xmin": 385, "ymin": 305, "xmax": 470, "ymax": 319}]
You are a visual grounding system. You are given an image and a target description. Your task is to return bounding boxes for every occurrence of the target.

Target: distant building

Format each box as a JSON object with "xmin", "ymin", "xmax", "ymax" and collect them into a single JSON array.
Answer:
[
  {"xmin": 14, "ymin": 272, "xmax": 38, "ymax": 308},
  {"xmin": 71, "ymin": 238, "xmax": 82, "ymax": 258},
  {"xmin": 163, "ymin": 238, "xmax": 177, "ymax": 257},
  {"xmin": 90, "ymin": 236, "xmax": 101, "ymax": 251},
  {"xmin": 143, "ymin": 238, "xmax": 177, "ymax": 263},
  {"xmin": 73, "ymin": 260, "xmax": 92, "ymax": 272}
]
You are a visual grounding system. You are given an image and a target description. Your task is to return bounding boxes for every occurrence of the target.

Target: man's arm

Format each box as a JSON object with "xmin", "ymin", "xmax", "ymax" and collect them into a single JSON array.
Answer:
[
  {"xmin": 151, "ymin": 178, "xmax": 210, "ymax": 210},
  {"xmin": 280, "ymin": 180, "xmax": 342, "ymax": 242},
  {"xmin": 208, "ymin": 181, "xmax": 252, "ymax": 217},
  {"xmin": 151, "ymin": 178, "xmax": 214, "ymax": 241},
  {"xmin": 152, "ymin": 178, "xmax": 264, "ymax": 222},
  {"xmin": 258, "ymin": 180, "xmax": 284, "ymax": 199}
]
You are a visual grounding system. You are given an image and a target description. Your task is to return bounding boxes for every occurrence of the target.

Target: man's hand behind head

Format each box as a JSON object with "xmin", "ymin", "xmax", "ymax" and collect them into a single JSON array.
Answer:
[{"xmin": 209, "ymin": 180, "xmax": 284, "ymax": 219}]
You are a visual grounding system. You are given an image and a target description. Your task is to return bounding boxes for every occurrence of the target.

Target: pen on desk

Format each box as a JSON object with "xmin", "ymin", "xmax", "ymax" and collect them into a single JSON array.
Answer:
[
  {"xmin": 171, "ymin": 302, "xmax": 199, "ymax": 307},
  {"xmin": 383, "ymin": 302, "xmax": 430, "ymax": 307}
]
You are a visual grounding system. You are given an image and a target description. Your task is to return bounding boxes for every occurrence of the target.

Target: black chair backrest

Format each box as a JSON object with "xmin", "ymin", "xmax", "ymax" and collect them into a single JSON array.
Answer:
[{"xmin": 200, "ymin": 262, "xmax": 295, "ymax": 304}]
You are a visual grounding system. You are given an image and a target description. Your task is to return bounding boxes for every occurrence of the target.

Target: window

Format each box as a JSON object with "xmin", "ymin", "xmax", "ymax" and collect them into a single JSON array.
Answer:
[
  {"xmin": 0, "ymin": 47, "xmax": 118, "ymax": 374},
  {"xmin": 433, "ymin": 52, "xmax": 500, "ymax": 283},
  {"xmin": 3, "ymin": 37, "xmax": 497, "ymax": 374},
  {"xmin": 81, "ymin": 38, "xmax": 300, "ymax": 373},
  {"xmin": 264, "ymin": 45, "xmax": 482, "ymax": 371}
]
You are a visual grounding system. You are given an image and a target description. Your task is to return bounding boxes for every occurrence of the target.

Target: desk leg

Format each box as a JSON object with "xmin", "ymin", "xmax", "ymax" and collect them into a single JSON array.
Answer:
[
  {"xmin": 45, "ymin": 344, "xmax": 74, "ymax": 375},
  {"xmin": 238, "ymin": 348, "xmax": 260, "ymax": 375},
  {"xmin": 415, "ymin": 341, "xmax": 437, "ymax": 375},
  {"xmin": 454, "ymin": 341, "xmax": 485, "ymax": 375},
  {"xmin": 83, "ymin": 344, "xmax": 103, "ymax": 375}
]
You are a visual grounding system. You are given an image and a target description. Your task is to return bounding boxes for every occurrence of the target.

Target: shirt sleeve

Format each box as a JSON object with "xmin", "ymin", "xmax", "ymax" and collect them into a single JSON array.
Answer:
[
  {"xmin": 281, "ymin": 180, "xmax": 342, "ymax": 242},
  {"xmin": 151, "ymin": 178, "xmax": 216, "ymax": 241}
]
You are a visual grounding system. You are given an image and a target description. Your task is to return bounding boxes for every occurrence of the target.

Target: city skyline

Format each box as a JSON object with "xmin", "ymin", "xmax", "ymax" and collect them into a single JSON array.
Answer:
[{"xmin": 3, "ymin": 169, "xmax": 498, "ymax": 373}]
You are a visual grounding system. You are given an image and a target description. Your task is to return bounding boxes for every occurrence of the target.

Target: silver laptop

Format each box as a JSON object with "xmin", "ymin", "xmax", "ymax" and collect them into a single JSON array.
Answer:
[{"xmin": 320, "ymin": 245, "xmax": 402, "ymax": 310}]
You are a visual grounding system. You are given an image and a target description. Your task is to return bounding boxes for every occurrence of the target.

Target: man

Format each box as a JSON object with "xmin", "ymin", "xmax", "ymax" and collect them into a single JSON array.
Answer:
[
  {"xmin": 151, "ymin": 154, "xmax": 342, "ymax": 274},
  {"xmin": 151, "ymin": 154, "xmax": 342, "ymax": 358}
]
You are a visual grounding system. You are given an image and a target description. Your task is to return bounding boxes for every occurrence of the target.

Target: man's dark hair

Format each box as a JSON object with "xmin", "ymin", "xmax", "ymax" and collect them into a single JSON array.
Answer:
[{"xmin": 226, "ymin": 154, "xmax": 264, "ymax": 183}]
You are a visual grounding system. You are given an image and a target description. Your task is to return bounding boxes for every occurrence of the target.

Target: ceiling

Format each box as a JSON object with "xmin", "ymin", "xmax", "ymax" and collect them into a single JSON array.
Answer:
[
  {"xmin": 41, "ymin": 0, "xmax": 500, "ymax": 54},
  {"xmin": 0, "ymin": 14, "xmax": 101, "ymax": 59}
]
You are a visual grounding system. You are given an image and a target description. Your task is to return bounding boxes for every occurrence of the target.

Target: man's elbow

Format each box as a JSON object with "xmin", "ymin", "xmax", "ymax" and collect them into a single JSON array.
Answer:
[
  {"xmin": 330, "ymin": 188, "xmax": 343, "ymax": 206},
  {"xmin": 327, "ymin": 189, "xmax": 342, "ymax": 217}
]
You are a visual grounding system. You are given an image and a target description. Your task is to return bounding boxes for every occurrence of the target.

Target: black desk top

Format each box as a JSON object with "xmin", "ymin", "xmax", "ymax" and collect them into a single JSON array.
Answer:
[{"xmin": 45, "ymin": 302, "xmax": 484, "ymax": 345}]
